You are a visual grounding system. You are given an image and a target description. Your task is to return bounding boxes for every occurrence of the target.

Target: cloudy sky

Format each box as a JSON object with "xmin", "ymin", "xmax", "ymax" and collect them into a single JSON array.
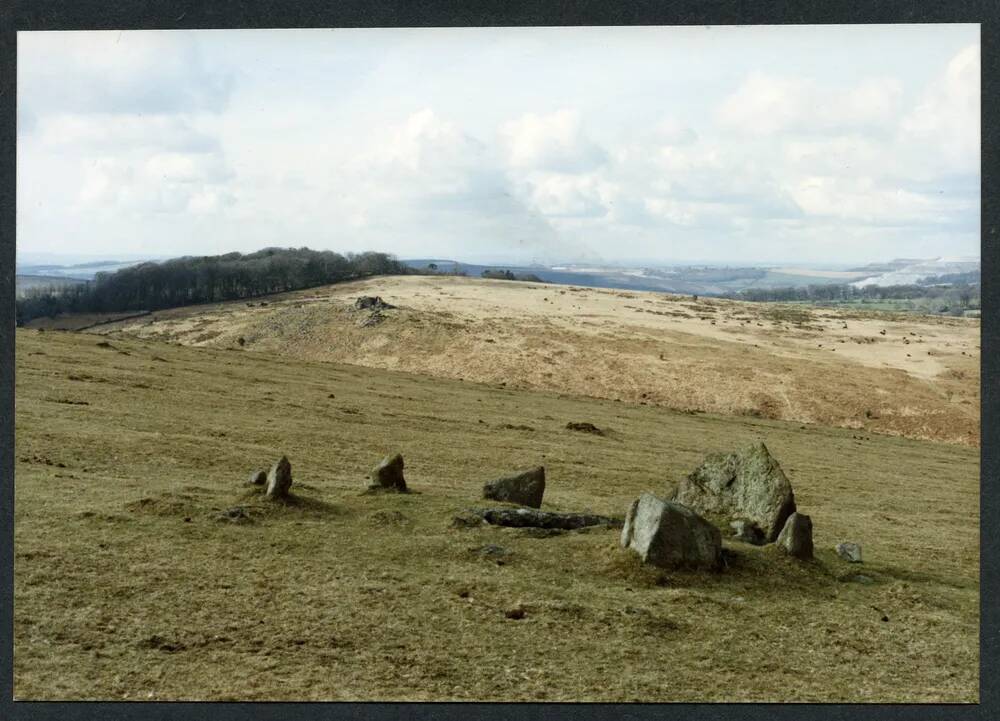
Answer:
[{"xmin": 18, "ymin": 24, "xmax": 979, "ymax": 266}]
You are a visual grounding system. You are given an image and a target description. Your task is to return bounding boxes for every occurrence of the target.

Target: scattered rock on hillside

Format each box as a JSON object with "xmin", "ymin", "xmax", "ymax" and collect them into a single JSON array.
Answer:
[
  {"xmin": 836, "ymin": 542, "xmax": 863, "ymax": 563},
  {"xmin": 367, "ymin": 452, "xmax": 407, "ymax": 493},
  {"xmin": 483, "ymin": 466, "xmax": 545, "ymax": 508},
  {"xmin": 776, "ymin": 512, "xmax": 813, "ymax": 560},
  {"xmin": 621, "ymin": 493, "xmax": 722, "ymax": 570},
  {"xmin": 248, "ymin": 469, "xmax": 267, "ymax": 486},
  {"xmin": 265, "ymin": 456, "xmax": 293, "ymax": 500},
  {"xmin": 669, "ymin": 442, "xmax": 796, "ymax": 542},
  {"xmin": 505, "ymin": 604, "xmax": 527, "ymax": 620},
  {"xmin": 461, "ymin": 507, "xmax": 620, "ymax": 530},
  {"xmin": 730, "ymin": 518, "xmax": 766, "ymax": 545},
  {"xmin": 566, "ymin": 421, "xmax": 604, "ymax": 435}
]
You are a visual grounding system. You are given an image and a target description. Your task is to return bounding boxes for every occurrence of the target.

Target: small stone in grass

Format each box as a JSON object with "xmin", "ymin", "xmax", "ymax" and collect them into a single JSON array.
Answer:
[{"xmin": 505, "ymin": 604, "xmax": 526, "ymax": 620}]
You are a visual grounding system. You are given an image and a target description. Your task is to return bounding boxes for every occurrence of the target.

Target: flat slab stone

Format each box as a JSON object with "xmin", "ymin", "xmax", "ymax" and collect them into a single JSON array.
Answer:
[{"xmin": 460, "ymin": 507, "xmax": 621, "ymax": 530}]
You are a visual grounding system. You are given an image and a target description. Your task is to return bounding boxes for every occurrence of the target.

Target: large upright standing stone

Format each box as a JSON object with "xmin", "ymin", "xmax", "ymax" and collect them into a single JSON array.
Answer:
[
  {"xmin": 620, "ymin": 493, "xmax": 722, "ymax": 570},
  {"xmin": 369, "ymin": 453, "xmax": 407, "ymax": 492},
  {"xmin": 669, "ymin": 442, "xmax": 796, "ymax": 542},
  {"xmin": 265, "ymin": 456, "xmax": 292, "ymax": 499},
  {"xmin": 483, "ymin": 467, "xmax": 545, "ymax": 508},
  {"xmin": 776, "ymin": 512, "xmax": 814, "ymax": 560}
]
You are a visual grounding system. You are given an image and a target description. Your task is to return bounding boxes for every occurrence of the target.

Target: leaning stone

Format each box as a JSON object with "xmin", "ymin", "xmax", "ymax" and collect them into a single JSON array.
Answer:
[
  {"xmin": 265, "ymin": 456, "xmax": 293, "ymax": 499},
  {"xmin": 669, "ymin": 442, "xmax": 796, "ymax": 542},
  {"xmin": 248, "ymin": 469, "xmax": 267, "ymax": 486},
  {"xmin": 483, "ymin": 466, "xmax": 545, "ymax": 508},
  {"xmin": 836, "ymin": 542, "xmax": 863, "ymax": 563},
  {"xmin": 620, "ymin": 493, "xmax": 722, "ymax": 570},
  {"xmin": 369, "ymin": 453, "xmax": 407, "ymax": 492},
  {"xmin": 776, "ymin": 512, "xmax": 813, "ymax": 560},
  {"xmin": 730, "ymin": 518, "xmax": 766, "ymax": 545}
]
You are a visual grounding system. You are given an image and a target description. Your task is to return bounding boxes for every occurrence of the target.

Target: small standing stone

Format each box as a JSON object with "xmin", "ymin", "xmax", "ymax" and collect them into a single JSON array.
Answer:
[
  {"xmin": 265, "ymin": 456, "xmax": 293, "ymax": 499},
  {"xmin": 836, "ymin": 542, "xmax": 863, "ymax": 563},
  {"xmin": 369, "ymin": 453, "xmax": 407, "ymax": 492},
  {"xmin": 776, "ymin": 512, "xmax": 813, "ymax": 560},
  {"xmin": 483, "ymin": 466, "xmax": 545, "ymax": 508},
  {"xmin": 248, "ymin": 469, "xmax": 267, "ymax": 486}
]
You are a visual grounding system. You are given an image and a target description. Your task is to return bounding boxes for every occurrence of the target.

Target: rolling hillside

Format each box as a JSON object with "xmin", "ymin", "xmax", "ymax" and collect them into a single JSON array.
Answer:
[{"xmin": 94, "ymin": 275, "xmax": 980, "ymax": 445}]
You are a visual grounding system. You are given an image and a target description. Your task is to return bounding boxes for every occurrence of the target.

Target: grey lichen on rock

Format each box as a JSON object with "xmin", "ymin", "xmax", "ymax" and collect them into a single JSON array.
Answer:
[
  {"xmin": 483, "ymin": 466, "xmax": 545, "ymax": 508},
  {"xmin": 265, "ymin": 456, "xmax": 293, "ymax": 500},
  {"xmin": 669, "ymin": 442, "xmax": 796, "ymax": 542},
  {"xmin": 248, "ymin": 469, "xmax": 267, "ymax": 486},
  {"xmin": 621, "ymin": 493, "xmax": 722, "ymax": 571}
]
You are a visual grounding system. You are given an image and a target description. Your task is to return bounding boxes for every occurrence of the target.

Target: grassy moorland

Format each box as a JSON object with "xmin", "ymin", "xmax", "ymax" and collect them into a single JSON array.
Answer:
[
  {"xmin": 13, "ymin": 328, "xmax": 978, "ymax": 701},
  {"xmin": 94, "ymin": 275, "xmax": 981, "ymax": 445}
]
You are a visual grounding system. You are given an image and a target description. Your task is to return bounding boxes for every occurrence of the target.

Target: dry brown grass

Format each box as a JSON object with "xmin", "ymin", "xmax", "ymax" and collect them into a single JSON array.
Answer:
[
  {"xmin": 14, "ymin": 329, "xmax": 978, "ymax": 701},
  {"xmin": 94, "ymin": 275, "xmax": 981, "ymax": 445}
]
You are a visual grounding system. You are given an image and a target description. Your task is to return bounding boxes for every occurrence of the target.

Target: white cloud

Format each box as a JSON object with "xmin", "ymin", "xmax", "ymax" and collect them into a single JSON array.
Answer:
[
  {"xmin": 899, "ymin": 43, "xmax": 980, "ymax": 175},
  {"xmin": 500, "ymin": 109, "xmax": 607, "ymax": 172},
  {"xmin": 19, "ymin": 31, "xmax": 234, "ymax": 118},
  {"xmin": 16, "ymin": 27, "xmax": 980, "ymax": 263},
  {"xmin": 37, "ymin": 113, "xmax": 218, "ymax": 154},
  {"xmin": 717, "ymin": 72, "xmax": 903, "ymax": 136}
]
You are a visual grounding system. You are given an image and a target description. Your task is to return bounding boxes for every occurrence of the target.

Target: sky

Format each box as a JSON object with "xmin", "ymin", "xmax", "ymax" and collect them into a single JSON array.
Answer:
[{"xmin": 17, "ymin": 24, "xmax": 980, "ymax": 266}]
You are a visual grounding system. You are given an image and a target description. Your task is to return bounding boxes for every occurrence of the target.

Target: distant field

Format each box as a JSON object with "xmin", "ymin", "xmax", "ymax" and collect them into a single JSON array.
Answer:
[
  {"xmin": 13, "ymin": 329, "xmax": 980, "ymax": 701},
  {"xmin": 15, "ymin": 274, "xmax": 87, "ymax": 297}
]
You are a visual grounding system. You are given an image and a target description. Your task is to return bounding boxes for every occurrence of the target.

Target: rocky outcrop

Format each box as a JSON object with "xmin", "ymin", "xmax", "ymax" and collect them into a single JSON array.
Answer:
[
  {"xmin": 483, "ymin": 466, "xmax": 545, "ymax": 508},
  {"xmin": 354, "ymin": 296, "xmax": 395, "ymax": 310},
  {"xmin": 669, "ymin": 442, "xmax": 796, "ymax": 541},
  {"xmin": 621, "ymin": 493, "xmax": 722, "ymax": 570}
]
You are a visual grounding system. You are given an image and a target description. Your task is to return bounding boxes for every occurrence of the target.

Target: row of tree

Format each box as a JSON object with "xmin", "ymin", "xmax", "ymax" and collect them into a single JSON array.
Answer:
[
  {"xmin": 480, "ymin": 269, "xmax": 544, "ymax": 282},
  {"xmin": 16, "ymin": 247, "xmax": 412, "ymax": 326},
  {"xmin": 729, "ymin": 281, "xmax": 980, "ymax": 312}
]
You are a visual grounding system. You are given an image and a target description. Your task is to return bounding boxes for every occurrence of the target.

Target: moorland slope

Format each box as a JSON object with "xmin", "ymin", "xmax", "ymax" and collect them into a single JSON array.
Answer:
[{"xmin": 94, "ymin": 275, "xmax": 981, "ymax": 445}]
